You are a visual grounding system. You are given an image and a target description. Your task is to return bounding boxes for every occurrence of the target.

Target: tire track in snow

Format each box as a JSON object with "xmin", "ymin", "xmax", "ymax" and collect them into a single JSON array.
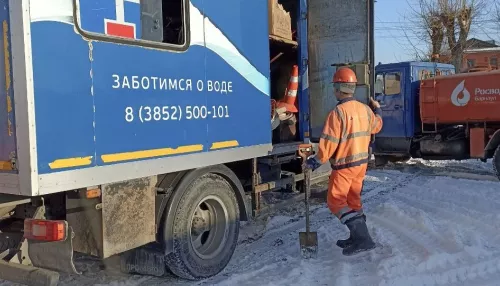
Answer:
[
  {"xmin": 369, "ymin": 213, "xmax": 436, "ymax": 258},
  {"xmin": 393, "ymin": 191, "xmax": 500, "ymax": 244},
  {"xmin": 417, "ymin": 181, "xmax": 500, "ymax": 213},
  {"xmin": 370, "ymin": 159, "xmax": 496, "ymax": 178},
  {"xmin": 371, "ymin": 175, "xmax": 500, "ymax": 285},
  {"xmin": 382, "ymin": 198, "xmax": 461, "ymax": 253},
  {"xmin": 371, "ymin": 193, "xmax": 500, "ymax": 284},
  {"xmin": 380, "ymin": 251, "xmax": 500, "ymax": 286},
  {"xmin": 363, "ymin": 171, "xmax": 423, "ymax": 202}
]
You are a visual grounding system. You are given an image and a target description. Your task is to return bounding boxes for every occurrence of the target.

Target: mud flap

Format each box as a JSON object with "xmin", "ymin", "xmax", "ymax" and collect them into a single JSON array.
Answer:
[
  {"xmin": 67, "ymin": 177, "xmax": 157, "ymax": 260},
  {"xmin": 28, "ymin": 225, "xmax": 81, "ymax": 275}
]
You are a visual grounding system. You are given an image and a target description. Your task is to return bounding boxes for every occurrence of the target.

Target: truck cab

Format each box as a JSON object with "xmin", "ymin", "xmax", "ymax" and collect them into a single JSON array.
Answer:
[
  {"xmin": 372, "ymin": 61, "xmax": 500, "ymax": 180},
  {"xmin": 372, "ymin": 61, "xmax": 455, "ymax": 162}
]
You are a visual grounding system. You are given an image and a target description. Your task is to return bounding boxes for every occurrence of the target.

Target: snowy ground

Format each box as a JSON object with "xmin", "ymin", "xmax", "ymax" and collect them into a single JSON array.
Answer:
[{"xmin": 4, "ymin": 159, "xmax": 500, "ymax": 286}]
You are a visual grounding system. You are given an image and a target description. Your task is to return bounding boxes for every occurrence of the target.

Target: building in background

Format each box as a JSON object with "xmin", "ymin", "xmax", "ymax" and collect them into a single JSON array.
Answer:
[
  {"xmin": 462, "ymin": 38, "xmax": 499, "ymax": 72},
  {"xmin": 439, "ymin": 38, "xmax": 499, "ymax": 72}
]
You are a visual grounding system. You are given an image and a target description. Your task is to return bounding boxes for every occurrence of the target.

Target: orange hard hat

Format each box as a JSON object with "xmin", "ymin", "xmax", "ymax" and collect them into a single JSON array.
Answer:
[{"xmin": 332, "ymin": 67, "xmax": 357, "ymax": 83}]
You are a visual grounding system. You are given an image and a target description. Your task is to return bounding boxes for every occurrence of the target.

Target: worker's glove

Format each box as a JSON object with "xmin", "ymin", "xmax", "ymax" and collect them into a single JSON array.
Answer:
[{"xmin": 304, "ymin": 156, "xmax": 321, "ymax": 171}]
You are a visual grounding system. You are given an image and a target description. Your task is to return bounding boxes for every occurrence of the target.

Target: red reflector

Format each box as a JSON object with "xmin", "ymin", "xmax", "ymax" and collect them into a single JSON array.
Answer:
[
  {"xmin": 106, "ymin": 22, "xmax": 135, "ymax": 39},
  {"xmin": 24, "ymin": 219, "xmax": 67, "ymax": 242}
]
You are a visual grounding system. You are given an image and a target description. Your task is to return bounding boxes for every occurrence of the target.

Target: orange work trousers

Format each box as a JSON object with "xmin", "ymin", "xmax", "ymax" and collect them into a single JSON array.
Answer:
[{"xmin": 326, "ymin": 163, "xmax": 367, "ymax": 224}]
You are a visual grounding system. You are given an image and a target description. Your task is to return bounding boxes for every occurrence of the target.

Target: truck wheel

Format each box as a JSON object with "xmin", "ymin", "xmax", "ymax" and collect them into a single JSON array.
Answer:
[
  {"xmin": 388, "ymin": 155, "xmax": 411, "ymax": 164},
  {"xmin": 374, "ymin": 155, "xmax": 389, "ymax": 167},
  {"xmin": 493, "ymin": 145, "xmax": 500, "ymax": 181},
  {"xmin": 165, "ymin": 172, "xmax": 240, "ymax": 280}
]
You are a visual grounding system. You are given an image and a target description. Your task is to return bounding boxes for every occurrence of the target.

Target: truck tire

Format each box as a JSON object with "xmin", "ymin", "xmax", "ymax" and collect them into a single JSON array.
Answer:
[
  {"xmin": 388, "ymin": 155, "xmax": 411, "ymax": 164},
  {"xmin": 164, "ymin": 172, "xmax": 240, "ymax": 280},
  {"xmin": 493, "ymin": 145, "xmax": 500, "ymax": 181},
  {"xmin": 374, "ymin": 155, "xmax": 410, "ymax": 167},
  {"xmin": 374, "ymin": 155, "xmax": 389, "ymax": 167}
]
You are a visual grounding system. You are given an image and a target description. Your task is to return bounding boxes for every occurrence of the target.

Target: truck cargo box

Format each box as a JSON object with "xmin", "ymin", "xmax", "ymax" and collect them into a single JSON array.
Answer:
[
  {"xmin": 420, "ymin": 70, "xmax": 500, "ymax": 124},
  {"xmin": 0, "ymin": 0, "xmax": 373, "ymax": 197},
  {"xmin": 0, "ymin": 0, "xmax": 273, "ymax": 196}
]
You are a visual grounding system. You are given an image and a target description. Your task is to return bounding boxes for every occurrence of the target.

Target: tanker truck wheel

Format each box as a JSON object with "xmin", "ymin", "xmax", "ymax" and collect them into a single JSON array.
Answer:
[
  {"xmin": 493, "ymin": 145, "xmax": 500, "ymax": 181},
  {"xmin": 164, "ymin": 171, "xmax": 240, "ymax": 280}
]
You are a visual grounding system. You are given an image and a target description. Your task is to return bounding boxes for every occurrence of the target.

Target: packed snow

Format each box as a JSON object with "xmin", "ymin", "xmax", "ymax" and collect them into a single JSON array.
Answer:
[{"xmin": 3, "ymin": 159, "xmax": 500, "ymax": 286}]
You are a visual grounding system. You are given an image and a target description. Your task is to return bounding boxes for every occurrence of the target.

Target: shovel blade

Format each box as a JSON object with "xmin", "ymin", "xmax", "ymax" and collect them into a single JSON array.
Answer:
[{"xmin": 299, "ymin": 231, "xmax": 318, "ymax": 259}]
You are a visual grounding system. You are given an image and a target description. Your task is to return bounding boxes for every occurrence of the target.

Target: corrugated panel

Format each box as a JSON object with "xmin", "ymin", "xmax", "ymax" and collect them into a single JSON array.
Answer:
[{"xmin": 307, "ymin": 0, "xmax": 370, "ymax": 140}]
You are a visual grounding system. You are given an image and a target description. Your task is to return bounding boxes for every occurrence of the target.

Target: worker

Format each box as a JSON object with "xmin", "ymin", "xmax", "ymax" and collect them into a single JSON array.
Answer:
[{"xmin": 303, "ymin": 66, "xmax": 383, "ymax": 256}]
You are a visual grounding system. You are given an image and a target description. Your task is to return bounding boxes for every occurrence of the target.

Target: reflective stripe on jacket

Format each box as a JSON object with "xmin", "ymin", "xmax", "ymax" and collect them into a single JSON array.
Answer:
[{"xmin": 316, "ymin": 97, "xmax": 383, "ymax": 170}]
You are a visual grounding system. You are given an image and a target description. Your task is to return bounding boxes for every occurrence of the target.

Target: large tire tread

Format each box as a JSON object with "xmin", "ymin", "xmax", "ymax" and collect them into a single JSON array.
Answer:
[
  {"xmin": 165, "ymin": 172, "xmax": 240, "ymax": 280},
  {"xmin": 493, "ymin": 145, "xmax": 500, "ymax": 181}
]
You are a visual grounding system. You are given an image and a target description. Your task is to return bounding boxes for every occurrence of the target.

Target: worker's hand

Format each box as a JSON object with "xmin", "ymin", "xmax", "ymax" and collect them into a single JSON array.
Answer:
[
  {"xmin": 298, "ymin": 149, "xmax": 312, "ymax": 160},
  {"xmin": 304, "ymin": 156, "xmax": 321, "ymax": 171},
  {"xmin": 298, "ymin": 144, "xmax": 313, "ymax": 160},
  {"xmin": 369, "ymin": 98, "xmax": 381, "ymax": 109}
]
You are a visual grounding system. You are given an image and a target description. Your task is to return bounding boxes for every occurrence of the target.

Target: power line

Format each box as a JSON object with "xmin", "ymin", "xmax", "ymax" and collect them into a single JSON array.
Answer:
[{"xmin": 375, "ymin": 19, "xmax": 498, "ymax": 24}]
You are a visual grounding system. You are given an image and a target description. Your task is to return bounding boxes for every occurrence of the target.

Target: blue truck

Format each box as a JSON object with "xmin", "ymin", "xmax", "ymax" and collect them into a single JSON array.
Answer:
[
  {"xmin": 372, "ymin": 61, "xmax": 500, "ymax": 179},
  {"xmin": 372, "ymin": 61, "xmax": 455, "ymax": 164},
  {"xmin": 0, "ymin": 0, "xmax": 374, "ymax": 284}
]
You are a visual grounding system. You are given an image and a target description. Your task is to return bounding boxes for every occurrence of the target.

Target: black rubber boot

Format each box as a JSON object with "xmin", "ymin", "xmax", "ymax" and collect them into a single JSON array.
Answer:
[
  {"xmin": 342, "ymin": 216, "xmax": 376, "ymax": 256},
  {"xmin": 336, "ymin": 214, "xmax": 366, "ymax": 249},
  {"xmin": 336, "ymin": 235, "xmax": 353, "ymax": 248}
]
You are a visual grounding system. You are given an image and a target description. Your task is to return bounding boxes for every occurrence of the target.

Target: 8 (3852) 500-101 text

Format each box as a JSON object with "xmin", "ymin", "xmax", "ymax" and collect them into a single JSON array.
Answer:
[{"xmin": 124, "ymin": 105, "xmax": 230, "ymax": 123}]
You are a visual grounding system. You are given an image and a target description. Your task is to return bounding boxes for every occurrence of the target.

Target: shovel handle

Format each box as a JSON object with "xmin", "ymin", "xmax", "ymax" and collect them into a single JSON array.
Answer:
[
  {"xmin": 298, "ymin": 144, "xmax": 313, "ymax": 234},
  {"xmin": 303, "ymin": 166, "xmax": 311, "ymax": 233}
]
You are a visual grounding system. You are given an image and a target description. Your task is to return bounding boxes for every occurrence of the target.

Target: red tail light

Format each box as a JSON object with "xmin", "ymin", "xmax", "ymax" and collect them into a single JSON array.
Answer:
[{"xmin": 23, "ymin": 219, "xmax": 67, "ymax": 242}]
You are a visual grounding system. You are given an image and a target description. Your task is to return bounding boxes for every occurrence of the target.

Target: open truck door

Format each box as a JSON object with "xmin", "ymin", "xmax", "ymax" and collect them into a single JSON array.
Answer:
[
  {"xmin": 0, "ymin": 5, "xmax": 16, "ymax": 175},
  {"xmin": 307, "ymin": 0, "xmax": 374, "ymax": 141}
]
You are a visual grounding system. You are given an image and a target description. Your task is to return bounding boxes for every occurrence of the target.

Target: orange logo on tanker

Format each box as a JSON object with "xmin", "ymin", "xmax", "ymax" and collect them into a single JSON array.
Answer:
[{"xmin": 451, "ymin": 80, "xmax": 471, "ymax": 107}]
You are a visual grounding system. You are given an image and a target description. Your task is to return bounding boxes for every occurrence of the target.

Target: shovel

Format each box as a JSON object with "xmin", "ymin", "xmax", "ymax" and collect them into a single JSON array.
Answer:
[{"xmin": 298, "ymin": 144, "xmax": 318, "ymax": 259}]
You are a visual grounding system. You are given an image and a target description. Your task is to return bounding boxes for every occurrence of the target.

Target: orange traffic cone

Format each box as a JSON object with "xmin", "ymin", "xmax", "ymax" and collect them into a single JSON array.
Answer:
[{"xmin": 277, "ymin": 65, "xmax": 299, "ymax": 113}]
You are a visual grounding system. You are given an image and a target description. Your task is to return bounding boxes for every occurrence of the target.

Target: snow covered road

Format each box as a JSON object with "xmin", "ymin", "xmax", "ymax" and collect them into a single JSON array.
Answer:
[{"xmin": 6, "ymin": 159, "xmax": 500, "ymax": 286}]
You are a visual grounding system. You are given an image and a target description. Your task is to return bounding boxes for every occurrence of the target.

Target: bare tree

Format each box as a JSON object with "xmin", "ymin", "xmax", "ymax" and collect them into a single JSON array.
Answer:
[
  {"xmin": 414, "ymin": 0, "xmax": 445, "ymax": 61},
  {"xmin": 496, "ymin": 2, "xmax": 500, "ymax": 27},
  {"xmin": 402, "ymin": 0, "xmax": 447, "ymax": 63},
  {"xmin": 404, "ymin": 0, "xmax": 490, "ymax": 71},
  {"xmin": 438, "ymin": 0, "xmax": 480, "ymax": 70}
]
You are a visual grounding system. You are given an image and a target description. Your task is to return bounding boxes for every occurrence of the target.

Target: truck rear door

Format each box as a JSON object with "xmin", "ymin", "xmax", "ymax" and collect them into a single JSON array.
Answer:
[
  {"xmin": 0, "ymin": 7, "xmax": 16, "ymax": 173},
  {"xmin": 307, "ymin": 0, "xmax": 372, "ymax": 141}
]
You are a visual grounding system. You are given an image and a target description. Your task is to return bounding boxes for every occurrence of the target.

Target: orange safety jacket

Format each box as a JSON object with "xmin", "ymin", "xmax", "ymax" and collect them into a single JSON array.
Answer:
[{"xmin": 315, "ymin": 97, "xmax": 383, "ymax": 170}]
